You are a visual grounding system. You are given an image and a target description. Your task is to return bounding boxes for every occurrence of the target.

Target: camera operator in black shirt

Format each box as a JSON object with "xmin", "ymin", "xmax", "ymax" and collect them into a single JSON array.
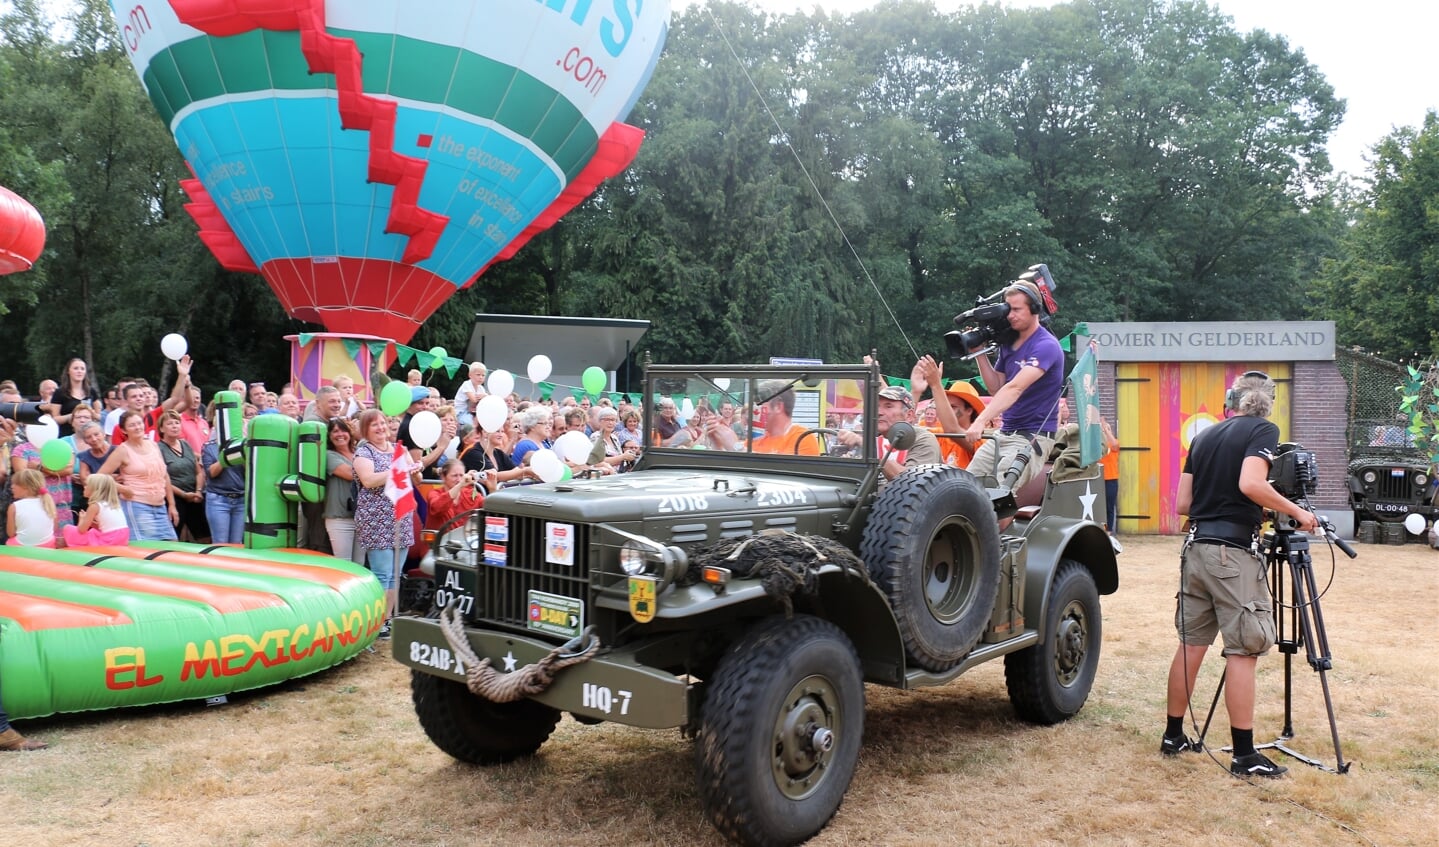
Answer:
[{"xmin": 1161, "ymin": 371, "xmax": 1317, "ymax": 778}]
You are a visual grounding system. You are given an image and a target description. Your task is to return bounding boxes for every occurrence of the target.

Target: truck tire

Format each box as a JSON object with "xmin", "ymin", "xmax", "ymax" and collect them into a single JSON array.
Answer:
[
  {"xmin": 410, "ymin": 671, "xmax": 560, "ymax": 764},
  {"xmin": 696, "ymin": 615, "xmax": 864, "ymax": 847},
  {"xmin": 1004, "ymin": 559, "xmax": 1101, "ymax": 725},
  {"xmin": 860, "ymin": 466, "xmax": 1001, "ymax": 671}
]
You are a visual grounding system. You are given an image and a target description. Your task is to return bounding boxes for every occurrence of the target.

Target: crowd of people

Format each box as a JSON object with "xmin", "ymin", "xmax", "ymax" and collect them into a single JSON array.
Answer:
[{"xmin": 2, "ymin": 342, "xmax": 1121, "ymax": 559}]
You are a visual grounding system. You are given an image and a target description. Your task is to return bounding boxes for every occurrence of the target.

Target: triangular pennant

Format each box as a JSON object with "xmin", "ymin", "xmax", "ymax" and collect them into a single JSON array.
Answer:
[
  {"xmin": 297, "ymin": 332, "xmax": 315, "ymax": 347},
  {"xmin": 342, "ymin": 339, "xmax": 362, "ymax": 359},
  {"xmin": 396, "ymin": 345, "xmax": 416, "ymax": 367},
  {"xmin": 443, "ymin": 358, "xmax": 462, "ymax": 379},
  {"xmin": 627, "ymin": 393, "xmax": 641, "ymax": 406},
  {"xmin": 1059, "ymin": 334, "xmax": 1073, "ymax": 353},
  {"xmin": 366, "ymin": 340, "xmax": 388, "ymax": 360},
  {"xmin": 415, "ymin": 350, "xmax": 435, "ymax": 371},
  {"xmin": 539, "ymin": 382, "xmax": 555, "ymax": 401}
]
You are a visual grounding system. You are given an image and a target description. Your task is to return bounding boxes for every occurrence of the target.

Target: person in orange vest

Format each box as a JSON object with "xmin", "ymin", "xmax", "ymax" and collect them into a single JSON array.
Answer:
[{"xmin": 1100, "ymin": 418, "xmax": 1121, "ymax": 553}]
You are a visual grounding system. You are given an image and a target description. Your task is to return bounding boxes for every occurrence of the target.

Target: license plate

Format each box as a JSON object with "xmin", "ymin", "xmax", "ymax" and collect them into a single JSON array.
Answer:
[{"xmin": 527, "ymin": 590, "xmax": 584, "ymax": 638}]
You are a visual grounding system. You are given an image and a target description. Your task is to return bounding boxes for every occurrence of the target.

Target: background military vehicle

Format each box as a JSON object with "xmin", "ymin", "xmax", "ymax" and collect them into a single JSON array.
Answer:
[
  {"xmin": 1347, "ymin": 417, "xmax": 1437, "ymax": 546},
  {"xmin": 393, "ymin": 362, "xmax": 1118, "ymax": 847}
]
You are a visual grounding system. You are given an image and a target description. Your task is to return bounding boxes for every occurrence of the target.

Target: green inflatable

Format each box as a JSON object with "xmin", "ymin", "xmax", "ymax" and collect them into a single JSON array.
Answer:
[{"xmin": 0, "ymin": 542, "xmax": 384, "ymax": 719}]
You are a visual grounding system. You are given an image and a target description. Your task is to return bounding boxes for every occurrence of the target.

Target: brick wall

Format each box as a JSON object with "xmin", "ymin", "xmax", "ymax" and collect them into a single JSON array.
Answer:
[{"xmin": 1290, "ymin": 360, "xmax": 1349, "ymax": 511}]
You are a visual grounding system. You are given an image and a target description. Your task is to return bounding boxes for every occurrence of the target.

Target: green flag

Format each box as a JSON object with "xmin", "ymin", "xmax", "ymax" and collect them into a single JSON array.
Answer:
[
  {"xmin": 1066, "ymin": 338, "xmax": 1103, "ymax": 467},
  {"xmin": 538, "ymin": 381, "xmax": 555, "ymax": 401}
]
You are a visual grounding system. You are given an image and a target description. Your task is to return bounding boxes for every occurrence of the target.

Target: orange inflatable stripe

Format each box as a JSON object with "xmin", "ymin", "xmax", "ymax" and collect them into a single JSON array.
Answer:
[
  {"xmin": 0, "ymin": 590, "xmax": 133, "ymax": 631},
  {"xmin": 84, "ymin": 546, "xmax": 358, "ymax": 591},
  {"xmin": 0, "ymin": 556, "xmax": 284, "ymax": 615}
]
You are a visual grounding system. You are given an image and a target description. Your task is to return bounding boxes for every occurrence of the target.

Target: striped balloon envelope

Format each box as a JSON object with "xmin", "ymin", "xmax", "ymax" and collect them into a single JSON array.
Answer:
[{"xmin": 108, "ymin": 0, "xmax": 668, "ymax": 342}]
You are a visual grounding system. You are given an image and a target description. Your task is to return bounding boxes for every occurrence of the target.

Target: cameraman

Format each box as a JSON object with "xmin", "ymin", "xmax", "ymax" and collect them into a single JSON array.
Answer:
[
  {"xmin": 1161, "ymin": 371, "xmax": 1317, "ymax": 778},
  {"xmin": 964, "ymin": 279, "xmax": 1063, "ymax": 490}
]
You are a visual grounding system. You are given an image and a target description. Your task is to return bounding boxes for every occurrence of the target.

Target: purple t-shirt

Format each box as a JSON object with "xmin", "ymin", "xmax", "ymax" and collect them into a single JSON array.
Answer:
[{"xmin": 995, "ymin": 327, "xmax": 1063, "ymax": 433}]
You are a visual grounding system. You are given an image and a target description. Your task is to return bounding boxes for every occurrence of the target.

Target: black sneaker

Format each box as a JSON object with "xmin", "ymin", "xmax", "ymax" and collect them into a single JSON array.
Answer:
[
  {"xmin": 378, "ymin": 621, "xmax": 392, "ymax": 640},
  {"xmin": 1160, "ymin": 734, "xmax": 1196, "ymax": 756},
  {"xmin": 1230, "ymin": 752, "xmax": 1288, "ymax": 778}
]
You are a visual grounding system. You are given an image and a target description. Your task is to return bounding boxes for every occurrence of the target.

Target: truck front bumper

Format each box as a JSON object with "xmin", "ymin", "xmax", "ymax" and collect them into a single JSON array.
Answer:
[{"xmin": 391, "ymin": 616, "xmax": 693, "ymax": 729}]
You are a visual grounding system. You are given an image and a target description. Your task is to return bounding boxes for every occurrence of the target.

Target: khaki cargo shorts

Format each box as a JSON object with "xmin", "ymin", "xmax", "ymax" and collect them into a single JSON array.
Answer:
[{"xmin": 1175, "ymin": 541, "xmax": 1276, "ymax": 657}]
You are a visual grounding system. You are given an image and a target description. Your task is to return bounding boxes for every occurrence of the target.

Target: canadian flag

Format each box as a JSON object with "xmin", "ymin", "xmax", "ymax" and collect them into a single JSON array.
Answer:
[
  {"xmin": 386, "ymin": 443, "xmax": 418, "ymax": 521},
  {"xmin": 877, "ymin": 435, "xmax": 908, "ymax": 466}
]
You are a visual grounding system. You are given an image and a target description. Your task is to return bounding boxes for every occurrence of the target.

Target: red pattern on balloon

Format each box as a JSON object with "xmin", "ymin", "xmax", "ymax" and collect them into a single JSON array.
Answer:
[{"xmin": 169, "ymin": 0, "xmax": 449, "ymax": 265}]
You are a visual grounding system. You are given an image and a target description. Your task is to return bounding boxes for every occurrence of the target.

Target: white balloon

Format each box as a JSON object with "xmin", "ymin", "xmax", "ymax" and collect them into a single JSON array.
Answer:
[
  {"xmin": 475, "ymin": 395, "xmax": 508, "ymax": 433},
  {"xmin": 160, "ymin": 332, "xmax": 188, "ymax": 361},
  {"xmin": 25, "ymin": 415, "xmax": 58, "ymax": 447},
  {"xmin": 555, "ymin": 430, "xmax": 593, "ymax": 464},
  {"xmin": 408, "ymin": 410, "xmax": 442, "ymax": 449},
  {"xmin": 531, "ymin": 448, "xmax": 565, "ymax": 483},
  {"xmin": 714, "ymin": 378, "xmax": 730, "ymax": 390},
  {"xmin": 527, "ymin": 354, "xmax": 553, "ymax": 384},
  {"xmin": 488, "ymin": 368, "xmax": 515, "ymax": 398},
  {"xmin": 1404, "ymin": 512, "xmax": 1426, "ymax": 536}
]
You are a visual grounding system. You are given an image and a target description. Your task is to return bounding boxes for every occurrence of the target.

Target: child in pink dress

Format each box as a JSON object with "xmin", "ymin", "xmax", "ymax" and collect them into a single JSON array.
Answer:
[{"xmin": 62, "ymin": 473, "xmax": 131, "ymax": 547}]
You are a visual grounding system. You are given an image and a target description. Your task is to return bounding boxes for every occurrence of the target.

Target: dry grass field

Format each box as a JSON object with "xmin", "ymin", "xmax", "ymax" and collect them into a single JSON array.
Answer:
[{"xmin": 4, "ymin": 535, "xmax": 1436, "ymax": 847}]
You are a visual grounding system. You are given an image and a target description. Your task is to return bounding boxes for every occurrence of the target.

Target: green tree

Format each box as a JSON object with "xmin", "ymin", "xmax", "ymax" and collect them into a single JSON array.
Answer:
[{"xmin": 1312, "ymin": 111, "xmax": 1439, "ymax": 360}]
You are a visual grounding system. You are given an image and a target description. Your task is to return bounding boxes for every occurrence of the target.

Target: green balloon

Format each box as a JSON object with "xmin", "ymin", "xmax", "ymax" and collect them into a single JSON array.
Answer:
[
  {"xmin": 559, "ymin": 465, "xmax": 573, "ymax": 482},
  {"xmin": 429, "ymin": 346, "xmax": 448, "ymax": 369},
  {"xmin": 380, "ymin": 381, "xmax": 412, "ymax": 416},
  {"xmin": 581, "ymin": 366, "xmax": 607, "ymax": 397},
  {"xmin": 40, "ymin": 439, "xmax": 74, "ymax": 473}
]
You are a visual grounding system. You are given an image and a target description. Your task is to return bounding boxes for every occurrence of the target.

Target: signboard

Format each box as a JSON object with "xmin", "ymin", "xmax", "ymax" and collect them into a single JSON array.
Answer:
[{"xmin": 1084, "ymin": 321, "xmax": 1334, "ymax": 362}]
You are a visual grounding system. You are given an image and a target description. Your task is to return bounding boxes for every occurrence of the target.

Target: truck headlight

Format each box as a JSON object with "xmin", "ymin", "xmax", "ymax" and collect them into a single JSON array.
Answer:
[
  {"xmin": 619, "ymin": 540, "xmax": 652, "ymax": 576},
  {"xmin": 1362, "ymin": 470, "xmax": 1377, "ymax": 484},
  {"xmin": 1416, "ymin": 472, "xmax": 1429, "ymax": 488}
]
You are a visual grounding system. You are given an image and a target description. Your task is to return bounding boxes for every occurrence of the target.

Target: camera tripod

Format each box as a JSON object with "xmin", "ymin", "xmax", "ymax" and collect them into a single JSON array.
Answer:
[{"xmin": 1196, "ymin": 516, "xmax": 1356, "ymax": 774}]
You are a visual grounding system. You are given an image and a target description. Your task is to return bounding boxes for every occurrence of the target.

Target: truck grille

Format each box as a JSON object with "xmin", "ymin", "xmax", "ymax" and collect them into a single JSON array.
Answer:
[
  {"xmin": 1374, "ymin": 469, "xmax": 1414, "ymax": 501},
  {"xmin": 474, "ymin": 515, "xmax": 591, "ymax": 634}
]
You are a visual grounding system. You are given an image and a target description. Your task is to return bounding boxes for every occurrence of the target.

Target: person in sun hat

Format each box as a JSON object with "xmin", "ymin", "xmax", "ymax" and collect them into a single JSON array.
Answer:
[{"xmin": 910, "ymin": 354, "xmax": 987, "ymax": 469}]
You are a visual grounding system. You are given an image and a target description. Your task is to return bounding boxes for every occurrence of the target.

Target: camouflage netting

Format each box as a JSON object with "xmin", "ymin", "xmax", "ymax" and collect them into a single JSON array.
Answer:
[
  {"xmin": 683, "ymin": 532, "xmax": 871, "ymax": 615},
  {"xmin": 1336, "ymin": 348, "xmax": 1425, "ymax": 458}
]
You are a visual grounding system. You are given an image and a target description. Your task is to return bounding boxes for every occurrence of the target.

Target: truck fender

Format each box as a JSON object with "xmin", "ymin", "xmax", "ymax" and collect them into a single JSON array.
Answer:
[
  {"xmin": 795, "ymin": 570, "xmax": 907, "ymax": 685},
  {"xmin": 1018, "ymin": 518, "xmax": 1118, "ymax": 629}
]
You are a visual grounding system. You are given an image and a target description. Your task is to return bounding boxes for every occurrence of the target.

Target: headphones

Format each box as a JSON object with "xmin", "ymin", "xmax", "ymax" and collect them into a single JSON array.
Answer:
[
  {"xmin": 1224, "ymin": 370, "xmax": 1272, "ymax": 412},
  {"xmin": 1005, "ymin": 281, "xmax": 1043, "ymax": 315}
]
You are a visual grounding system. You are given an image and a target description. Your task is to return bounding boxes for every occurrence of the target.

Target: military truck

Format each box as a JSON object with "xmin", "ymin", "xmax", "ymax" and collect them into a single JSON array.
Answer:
[
  {"xmin": 393, "ymin": 362, "xmax": 1118, "ymax": 847},
  {"xmin": 1347, "ymin": 418, "xmax": 1437, "ymax": 545}
]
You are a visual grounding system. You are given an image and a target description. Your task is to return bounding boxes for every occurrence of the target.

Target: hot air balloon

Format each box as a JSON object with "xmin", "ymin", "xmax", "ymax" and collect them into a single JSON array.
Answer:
[
  {"xmin": 108, "ymin": 0, "xmax": 668, "ymax": 343},
  {"xmin": 0, "ymin": 185, "xmax": 46, "ymax": 275}
]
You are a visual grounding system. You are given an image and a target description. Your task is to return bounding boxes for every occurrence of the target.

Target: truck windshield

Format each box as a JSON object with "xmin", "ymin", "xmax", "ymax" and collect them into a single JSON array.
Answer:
[{"xmin": 646, "ymin": 370, "xmax": 872, "ymax": 460}]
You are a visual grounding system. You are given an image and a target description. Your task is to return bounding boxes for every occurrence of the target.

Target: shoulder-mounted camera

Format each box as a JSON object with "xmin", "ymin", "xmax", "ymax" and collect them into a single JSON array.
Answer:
[{"xmin": 945, "ymin": 263, "xmax": 1058, "ymax": 359}]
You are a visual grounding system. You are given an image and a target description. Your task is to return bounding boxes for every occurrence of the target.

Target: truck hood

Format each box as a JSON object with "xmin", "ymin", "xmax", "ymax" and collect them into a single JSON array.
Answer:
[{"xmin": 480, "ymin": 469, "xmax": 857, "ymax": 524}]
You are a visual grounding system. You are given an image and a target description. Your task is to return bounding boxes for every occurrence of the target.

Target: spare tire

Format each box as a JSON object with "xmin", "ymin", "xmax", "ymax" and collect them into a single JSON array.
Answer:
[{"xmin": 860, "ymin": 466, "xmax": 1001, "ymax": 671}]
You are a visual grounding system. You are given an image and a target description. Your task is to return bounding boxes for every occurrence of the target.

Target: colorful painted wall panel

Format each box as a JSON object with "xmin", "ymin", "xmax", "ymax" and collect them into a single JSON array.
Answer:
[{"xmin": 1115, "ymin": 362, "xmax": 1290, "ymax": 534}]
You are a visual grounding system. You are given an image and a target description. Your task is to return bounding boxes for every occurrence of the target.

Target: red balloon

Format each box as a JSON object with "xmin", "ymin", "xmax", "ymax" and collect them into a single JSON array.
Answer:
[{"xmin": 0, "ymin": 185, "xmax": 46, "ymax": 275}]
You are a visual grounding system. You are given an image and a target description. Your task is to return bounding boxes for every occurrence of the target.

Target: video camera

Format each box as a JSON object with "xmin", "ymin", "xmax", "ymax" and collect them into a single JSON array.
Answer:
[
  {"xmin": 1268, "ymin": 442, "xmax": 1319, "ymax": 502},
  {"xmin": 944, "ymin": 263, "xmax": 1058, "ymax": 359},
  {"xmin": 0, "ymin": 400, "xmax": 50, "ymax": 426}
]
